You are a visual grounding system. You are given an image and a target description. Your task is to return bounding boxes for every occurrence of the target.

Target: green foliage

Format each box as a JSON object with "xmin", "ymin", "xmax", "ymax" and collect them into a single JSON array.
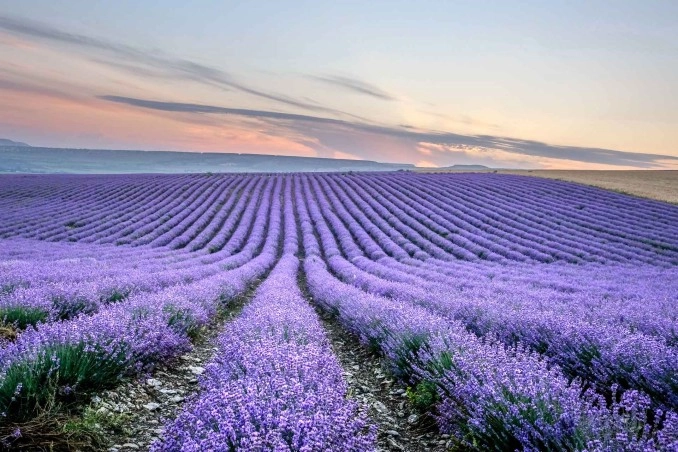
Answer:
[
  {"xmin": 164, "ymin": 305, "xmax": 200, "ymax": 338},
  {"xmin": 428, "ymin": 350, "xmax": 455, "ymax": 376},
  {"xmin": 0, "ymin": 342, "xmax": 128, "ymax": 422},
  {"xmin": 63, "ymin": 405, "xmax": 130, "ymax": 441},
  {"xmin": 406, "ymin": 380, "xmax": 439, "ymax": 411},
  {"xmin": 0, "ymin": 306, "xmax": 49, "ymax": 329},
  {"xmin": 51, "ymin": 296, "xmax": 96, "ymax": 320},
  {"xmin": 393, "ymin": 331, "xmax": 430, "ymax": 375},
  {"xmin": 104, "ymin": 289, "xmax": 129, "ymax": 304}
]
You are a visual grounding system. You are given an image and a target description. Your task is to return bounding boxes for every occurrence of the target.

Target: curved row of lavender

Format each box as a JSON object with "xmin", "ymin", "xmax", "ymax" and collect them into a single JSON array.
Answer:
[
  {"xmin": 301, "ymin": 175, "xmax": 678, "ymax": 410},
  {"xmin": 295, "ymin": 174, "xmax": 678, "ymax": 450},
  {"xmin": 0, "ymin": 172, "xmax": 677, "ymax": 450},
  {"xmin": 153, "ymin": 184, "xmax": 375, "ymax": 450},
  {"xmin": 0, "ymin": 175, "xmax": 284, "ymax": 423}
]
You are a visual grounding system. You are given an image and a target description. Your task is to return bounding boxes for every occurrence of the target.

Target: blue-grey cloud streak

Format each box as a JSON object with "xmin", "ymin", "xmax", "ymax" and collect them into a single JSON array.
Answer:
[
  {"xmin": 0, "ymin": 15, "xmax": 356, "ymax": 118},
  {"xmin": 99, "ymin": 95, "xmax": 678, "ymax": 168},
  {"xmin": 310, "ymin": 75, "xmax": 396, "ymax": 101}
]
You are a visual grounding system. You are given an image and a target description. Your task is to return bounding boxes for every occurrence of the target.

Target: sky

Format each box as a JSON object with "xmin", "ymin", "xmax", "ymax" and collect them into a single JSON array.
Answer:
[{"xmin": 1, "ymin": 1, "xmax": 677, "ymax": 169}]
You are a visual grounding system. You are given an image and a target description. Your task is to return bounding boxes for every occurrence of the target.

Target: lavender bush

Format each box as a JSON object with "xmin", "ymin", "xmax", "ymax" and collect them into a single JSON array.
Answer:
[{"xmin": 1, "ymin": 171, "xmax": 677, "ymax": 450}]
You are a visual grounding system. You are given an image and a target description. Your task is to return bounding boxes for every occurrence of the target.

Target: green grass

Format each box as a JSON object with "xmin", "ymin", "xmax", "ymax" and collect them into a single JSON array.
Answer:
[
  {"xmin": 0, "ymin": 306, "xmax": 49, "ymax": 329},
  {"xmin": 406, "ymin": 380, "xmax": 439, "ymax": 411},
  {"xmin": 0, "ymin": 342, "xmax": 129, "ymax": 422}
]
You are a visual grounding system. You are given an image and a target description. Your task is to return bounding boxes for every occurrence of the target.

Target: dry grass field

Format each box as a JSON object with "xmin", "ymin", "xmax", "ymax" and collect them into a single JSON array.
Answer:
[
  {"xmin": 498, "ymin": 170, "xmax": 678, "ymax": 204},
  {"xmin": 421, "ymin": 169, "xmax": 678, "ymax": 204}
]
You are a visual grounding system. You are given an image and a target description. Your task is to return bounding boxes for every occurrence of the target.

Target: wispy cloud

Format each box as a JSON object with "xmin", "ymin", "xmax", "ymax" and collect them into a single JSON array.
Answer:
[
  {"xmin": 0, "ymin": 15, "xmax": 356, "ymax": 118},
  {"xmin": 99, "ymin": 95, "xmax": 345, "ymax": 123},
  {"xmin": 3, "ymin": 15, "xmax": 676, "ymax": 169},
  {"xmin": 99, "ymin": 95, "xmax": 678, "ymax": 168},
  {"xmin": 309, "ymin": 74, "xmax": 396, "ymax": 101}
]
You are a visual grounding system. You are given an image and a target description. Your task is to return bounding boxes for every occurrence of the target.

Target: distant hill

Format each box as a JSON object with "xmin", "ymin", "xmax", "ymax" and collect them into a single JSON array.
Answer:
[
  {"xmin": 0, "ymin": 138, "xmax": 30, "ymax": 147},
  {"xmin": 441, "ymin": 164, "xmax": 490, "ymax": 170},
  {"xmin": 0, "ymin": 146, "xmax": 414, "ymax": 174}
]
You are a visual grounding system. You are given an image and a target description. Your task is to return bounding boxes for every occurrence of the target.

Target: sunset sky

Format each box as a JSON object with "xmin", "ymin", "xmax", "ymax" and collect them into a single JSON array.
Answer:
[{"xmin": 1, "ymin": 1, "xmax": 677, "ymax": 169}]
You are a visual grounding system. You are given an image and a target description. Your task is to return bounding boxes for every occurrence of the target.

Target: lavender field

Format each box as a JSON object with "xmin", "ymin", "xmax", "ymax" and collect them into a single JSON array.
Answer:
[{"xmin": 0, "ymin": 172, "xmax": 677, "ymax": 451}]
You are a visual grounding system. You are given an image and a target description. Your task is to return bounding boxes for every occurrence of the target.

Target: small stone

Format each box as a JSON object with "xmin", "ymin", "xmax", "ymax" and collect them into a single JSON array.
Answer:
[
  {"xmin": 143, "ymin": 402, "xmax": 161, "ymax": 411},
  {"xmin": 372, "ymin": 401, "xmax": 387, "ymax": 413},
  {"xmin": 169, "ymin": 395, "xmax": 185, "ymax": 403},
  {"xmin": 122, "ymin": 444, "xmax": 140, "ymax": 450},
  {"xmin": 188, "ymin": 366, "xmax": 205, "ymax": 375},
  {"xmin": 96, "ymin": 407, "xmax": 110, "ymax": 416},
  {"xmin": 386, "ymin": 430, "xmax": 400, "ymax": 437},
  {"xmin": 153, "ymin": 428, "xmax": 165, "ymax": 435},
  {"xmin": 159, "ymin": 389, "xmax": 178, "ymax": 394},
  {"xmin": 407, "ymin": 414, "xmax": 419, "ymax": 425},
  {"xmin": 187, "ymin": 378, "xmax": 198, "ymax": 384},
  {"xmin": 387, "ymin": 439, "xmax": 404, "ymax": 450},
  {"xmin": 108, "ymin": 448, "xmax": 119, "ymax": 452},
  {"xmin": 352, "ymin": 365, "xmax": 360, "ymax": 370},
  {"xmin": 146, "ymin": 378, "xmax": 162, "ymax": 387}
]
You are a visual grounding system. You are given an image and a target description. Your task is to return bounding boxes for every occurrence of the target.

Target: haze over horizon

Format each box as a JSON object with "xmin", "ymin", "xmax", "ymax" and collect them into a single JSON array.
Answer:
[{"xmin": 1, "ymin": 1, "xmax": 677, "ymax": 170}]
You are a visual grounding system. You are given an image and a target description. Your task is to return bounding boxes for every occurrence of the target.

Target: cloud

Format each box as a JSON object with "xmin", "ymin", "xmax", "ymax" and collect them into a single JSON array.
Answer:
[
  {"xmin": 416, "ymin": 160, "xmax": 438, "ymax": 168},
  {"xmin": 99, "ymin": 95, "xmax": 344, "ymax": 123},
  {"xmin": 309, "ymin": 74, "xmax": 396, "ymax": 101},
  {"xmin": 0, "ymin": 15, "xmax": 356, "ymax": 118},
  {"xmin": 98, "ymin": 95, "xmax": 678, "ymax": 168},
  {"xmin": 0, "ymin": 78, "xmax": 79, "ymax": 102}
]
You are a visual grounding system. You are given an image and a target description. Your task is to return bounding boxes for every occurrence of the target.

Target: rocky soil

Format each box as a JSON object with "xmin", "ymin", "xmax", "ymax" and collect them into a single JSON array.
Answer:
[
  {"xmin": 86, "ymin": 295, "xmax": 451, "ymax": 451},
  {"xmin": 93, "ymin": 322, "xmax": 221, "ymax": 451},
  {"xmin": 319, "ymin": 313, "xmax": 450, "ymax": 452}
]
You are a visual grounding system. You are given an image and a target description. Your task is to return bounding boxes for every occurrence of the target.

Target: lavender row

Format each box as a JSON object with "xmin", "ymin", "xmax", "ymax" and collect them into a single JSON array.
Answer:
[
  {"xmin": 313, "ymin": 174, "xmax": 678, "ymax": 342},
  {"xmin": 2, "ymin": 173, "xmax": 676, "ymax": 265},
  {"xmin": 156, "ymin": 177, "xmax": 375, "ymax": 450},
  {"xmin": 294, "ymin": 172, "xmax": 678, "ymax": 448},
  {"xmin": 425, "ymin": 174, "xmax": 678, "ymax": 255},
  {"xmin": 0, "ymin": 177, "xmax": 285, "ymax": 421},
  {"xmin": 0, "ymin": 249, "xmax": 276, "ymax": 421},
  {"xmin": 154, "ymin": 253, "xmax": 375, "ymax": 451},
  {"xmin": 303, "ymin": 176, "xmax": 678, "ymax": 408},
  {"xmin": 302, "ymin": 255, "xmax": 678, "ymax": 450},
  {"xmin": 328, "ymin": 254, "xmax": 678, "ymax": 409},
  {"xmin": 355, "ymin": 174, "xmax": 677, "ymax": 264},
  {"xmin": 0, "ymin": 177, "xmax": 282, "ymax": 329},
  {"xmin": 306, "ymin": 173, "xmax": 678, "ymax": 342},
  {"xmin": 2, "ymin": 175, "xmax": 192, "ymax": 240}
]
